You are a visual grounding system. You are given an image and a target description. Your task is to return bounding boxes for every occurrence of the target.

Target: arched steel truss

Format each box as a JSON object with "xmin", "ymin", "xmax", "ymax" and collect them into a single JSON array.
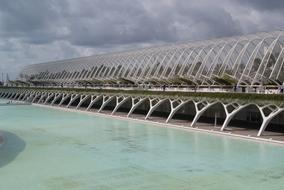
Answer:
[{"xmin": 20, "ymin": 30, "xmax": 284, "ymax": 86}]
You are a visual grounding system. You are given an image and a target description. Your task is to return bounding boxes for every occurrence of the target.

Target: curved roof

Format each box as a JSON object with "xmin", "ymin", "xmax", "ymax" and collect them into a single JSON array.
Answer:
[{"xmin": 20, "ymin": 30, "xmax": 284, "ymax": 86}]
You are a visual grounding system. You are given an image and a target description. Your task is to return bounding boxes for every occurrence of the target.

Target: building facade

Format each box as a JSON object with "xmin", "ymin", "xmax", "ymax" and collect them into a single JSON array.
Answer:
[{"xmin": 20, "ymin": 31, "xmax": 284, "ymax": 87}]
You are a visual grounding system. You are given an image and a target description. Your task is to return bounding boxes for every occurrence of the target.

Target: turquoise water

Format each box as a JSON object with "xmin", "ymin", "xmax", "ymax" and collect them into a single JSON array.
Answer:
[{"xmin": 0, "ymin": 101, "xmax": 284, "ymax": 189}]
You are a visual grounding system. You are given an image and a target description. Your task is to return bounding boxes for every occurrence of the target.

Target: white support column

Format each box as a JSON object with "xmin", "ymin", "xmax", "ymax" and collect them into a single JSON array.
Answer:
[
  {"xmin": 66, "ymin": 94, "xmax": 80, "ymax": 108},
  {"xmin": 98, "ymin": 95, "xmax": 115, "ymax": 113},
  {"xmin": 26, "ymin": 93, "xmax": 35, "ymax": 102},
  {"xmin": 166, "ymin": 99, "xmax": 189, "ymax": 123},
  {"xmin": 22, "ymin": 93, "xmax": 30, "ymax": 101},
  {"xmin": 5, "ymin": 92, "xmax": 11, "ymax": 98},
  {"xmin": 23, "ymin": 93, "xmax": 30, "ymax": 101},
  {"xmin": 13, "ymin": 92, "xmax": 19, "ymax": 100},
  {"xmin": 6, "ymin": 92, "xmax": 13, "ymax": 99},
  {"xmin": 4, "ymin": 92, "xmax": 10, "ymax": 99},
  {"xmin": 17, "ymin": 93, "xmax": 25, "ymax": 101},
  {"xmin": 220, "ymin": 103, "xmax": 249, "ymax": 131},
  {"xmin": 127, "ymin": 97, "xmax": 147, "ymax": 117},
  {"xmin": 76, "ymin": 95, "xmax": 90, "ymax": 109},
  {"xmin": 21, "ymin": 93, "xmax": 30, "ymax": 101},
  {"xmin": 191, "ymin": 101, "xmax": 218, "ymax": 127},
  {"xmin": 145, "ymin": 98, "xmax": 167, "ymax": 120},
  {"xmin": 12, "ymin": 93, "xmax": 19, "ymax": 100},
  {"xmin": 1, "ymin": 92, "xmax": 7, "ymax": 98},
  {"xmin": 112, "ymin": 96, "xmax": 131, "ymax": 115},
  {"xmin": 44, "ymin": 93, "xmax": 55, "ymax": 104},
  {"xmin": 1, "ymin": 92, "xmax": 6, "ymax": 98},
  {"xmin": 257, "ymin": 106, "xmax": 284, "ymax": 136},
  {"xmin": 2, "ymin": 92, "xmax": 7, "ymax": 97},
  {"xmin": 51, "ymin": 94, "xmax": 62, "ymax": 106},
  {"xmin": 32, "ymin": 93, "xmax": 41, "ymax": 103},
  {"xmin": 37, "ymin": 93, "xmax": 48, "ymax": 104},
  {"xmin": 86, "ymin": 95, "xmax": 102, "ymax": 111},
  {"xmin": 2, "ymin": 92, "xmax": 7, "ymax": 98},
  {"xmin": 8, "ymin": 92, "xmax": 15, "ymax": 99},
  {"xmin": 58, "ymin": 94, "xmax": 71, "ymax": 106},
  {"xmin": 17, "ymin": 93, "xmax": 23, "ymax": 100},
  {"xmin": 11, "ymin": 93, "xmax": 17, "ymax": 99},
  {"xmin": 17, "ymin": 93, "xmax": 24, "ymax": 100},
  {"xmin": 2, "ymin": 92, "xmax": 8, "ymax": 98}
]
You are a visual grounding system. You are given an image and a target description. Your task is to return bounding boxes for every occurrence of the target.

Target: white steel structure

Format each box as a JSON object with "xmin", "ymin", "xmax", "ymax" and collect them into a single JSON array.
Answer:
[
  {"xmin": 20, "ymin": 31, "xmax": 284, "ymax": 86},
  {"xmin": 1, "ymin": 88, "xmax": 284, "ymax": 137}
]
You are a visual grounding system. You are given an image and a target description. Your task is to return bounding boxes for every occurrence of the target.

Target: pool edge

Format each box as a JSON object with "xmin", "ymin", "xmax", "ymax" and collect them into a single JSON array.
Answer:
[{"xmin": 32, "ymin": 103, "xmax": 284, "ymax": 147}]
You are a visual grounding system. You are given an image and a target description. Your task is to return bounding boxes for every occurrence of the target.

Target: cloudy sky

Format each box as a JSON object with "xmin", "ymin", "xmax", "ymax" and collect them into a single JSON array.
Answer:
[{"xmin": 0, "ymin": 0, "xmax": 284, "ymax": 79}]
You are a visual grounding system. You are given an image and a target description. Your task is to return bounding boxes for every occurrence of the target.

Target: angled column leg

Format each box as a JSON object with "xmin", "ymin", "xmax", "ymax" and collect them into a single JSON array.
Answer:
[
  {"xmin": 127, "ymin": 97, "xmax": 147, "ymax": 117},
  {"xmin": 32, "ymin": 93, "xmax": 41, "ymax": 103},
  {"xmin": 58, "ymin": 94, "xmax": 71, "ymax": 106},
  {"xmin": 98, "ymin": 95, "xmax": 115, "ymax": 113},
  {"xmin": 21, "ymin": 93, "xmax": 30, "ymax": 101},
  {"xmin": 221, "ymin": 103, "xmax": 249, "ymax": 131},
  {"xmin": 257, "ymin": 105, "xmax": 284, "ymax": 136},
  {"xmin": 51, "ymin": 94, "xmax": 63, "ymax": 106},
  {"xmin": 112, "ymin": 96, "xmax": 131, "ymax": 115},
  {"xmin": 37, "ymin": 93, "xmax": 48, "ymax": 104},
  {"xmin": 67, "ymin": 94, "xmax": 80, "ymax": 108},
  {"xmin": 145, "ymin": 98, "xmax": 167, "ymax": 120},
  {"xmin": 86, "ymin": 95, "xmax": 102, "ymax": 111},
  {"xmin": 191, "ymin": 100, "xmax": 218, "ymax": 127},
  {"xmin": 166, "ymin": 99, "xmax": 189, "ymax": 123},
  {"xmin": 76, "ymin": 95, "xmax": 90, "ymax": 109},
  {"xmin": 12, "ymin": 93, "xmax": 18, "ymax": 100},
  {"xmin": 7, "ymin": 92, "xmax": 14, "ymax": 99},
  {"xmin": 26, "ymin": 93, "xmax": 35, "ymax": 102},
  {"xmin": 17, "ymin": 93, "xmax": 24, "ymax": 101},
  {"xmin": 44, "ymin": 93, "xmax": 55, "ymax": 104},
  {"xmin": 20, "ymin": 93, "xmax": 28, "ymax": 101}
]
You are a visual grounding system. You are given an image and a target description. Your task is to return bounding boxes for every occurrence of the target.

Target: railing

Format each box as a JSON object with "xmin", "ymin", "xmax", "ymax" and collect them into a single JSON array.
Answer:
[{"xmin": 4, "ymin": 83, "xmax": 283, "ymax": 94}]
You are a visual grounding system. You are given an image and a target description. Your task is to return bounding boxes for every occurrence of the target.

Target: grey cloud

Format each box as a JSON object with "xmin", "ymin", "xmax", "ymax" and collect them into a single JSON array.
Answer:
[
  {"xmin": 65, "ymin": 0, "xmax": 178, "ymax": 46},
  {"xmin": 234, "ymin": 0, "xmax": 284, "ymax": 11},
  {"xmin": 0, "ymin": 0, "xmax": 284, "ymax": 78},
  {"xmin": 65, "ymin": 0, "xmax": 242, "ymax": 46},
  {"xmin": 172, "ymin": 1, "xmax": 242, "ymax": 40},
  {"xmin": 0, "ymin": 0, "xmax": 65, "ymax": 44},
  {"xmin": 0, "ymin": 0, "xmax": 243, "ymax": 47}
]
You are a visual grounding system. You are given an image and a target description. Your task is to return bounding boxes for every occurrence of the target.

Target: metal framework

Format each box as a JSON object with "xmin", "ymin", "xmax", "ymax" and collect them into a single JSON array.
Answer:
[
  {"xmin": 20, "ymin": 31, "xmax": 284, "ymax": 86},
  {"xmin": 1, "ymin": 88, "xmax": 283, "ymax": 136}
]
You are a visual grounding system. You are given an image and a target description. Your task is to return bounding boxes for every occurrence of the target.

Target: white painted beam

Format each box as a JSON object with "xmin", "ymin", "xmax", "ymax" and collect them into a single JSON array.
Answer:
[
  {"xmin": 127, "ymin": 97, "xmax": 147, "ymax": 117},
  {"xmin": 76, "ymin": 95, "xmax": 90, "ymax": 109},
  {"xmin": 112, "ymin": 96, "xmax": 131, "ymax": 115},
  {"xmin": 145, "ymin": 98, "xmax": 167, "ymax": 120},
  {"xmin": 166, "ymin": 99, "xmax": 189, "ymax": 123}
]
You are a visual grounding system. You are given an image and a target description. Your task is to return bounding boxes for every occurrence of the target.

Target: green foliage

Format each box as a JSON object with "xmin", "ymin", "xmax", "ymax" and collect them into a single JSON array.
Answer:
[
  {"xmin": 118, "ymin": 78, "xmax": 135, "ymax": 85},
  {"xmin": 1, "ymin": 86, "xmax": 284, "ymax": 107},
  {"xmin": 145, "ymin": 78, "xmax": 168, "ymax": 85},
  {"xmin": 213, "ymin": 74, "xmax": 238, "ymax": 85},
  {"xmin": 168, "ymin": 76, "xmax": 197, "ymax": 85}
]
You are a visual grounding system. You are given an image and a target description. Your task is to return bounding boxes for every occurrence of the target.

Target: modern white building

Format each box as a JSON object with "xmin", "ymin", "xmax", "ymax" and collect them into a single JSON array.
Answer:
[{"xmin": 20, "ymin": 31, "xmax": 284, "ymax": 87}]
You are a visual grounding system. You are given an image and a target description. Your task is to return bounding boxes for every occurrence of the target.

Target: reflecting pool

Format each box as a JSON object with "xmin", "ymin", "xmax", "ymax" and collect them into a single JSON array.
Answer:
[{"xmin": 0, "ymin": 101, "xmax": 284, "ymax": 190}]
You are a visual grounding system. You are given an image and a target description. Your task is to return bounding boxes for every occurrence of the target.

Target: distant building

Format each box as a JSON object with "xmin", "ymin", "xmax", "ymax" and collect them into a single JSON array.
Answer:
[{"xmin": 19, "ymin": 30, "xmax": 284, "ymax": 87}]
